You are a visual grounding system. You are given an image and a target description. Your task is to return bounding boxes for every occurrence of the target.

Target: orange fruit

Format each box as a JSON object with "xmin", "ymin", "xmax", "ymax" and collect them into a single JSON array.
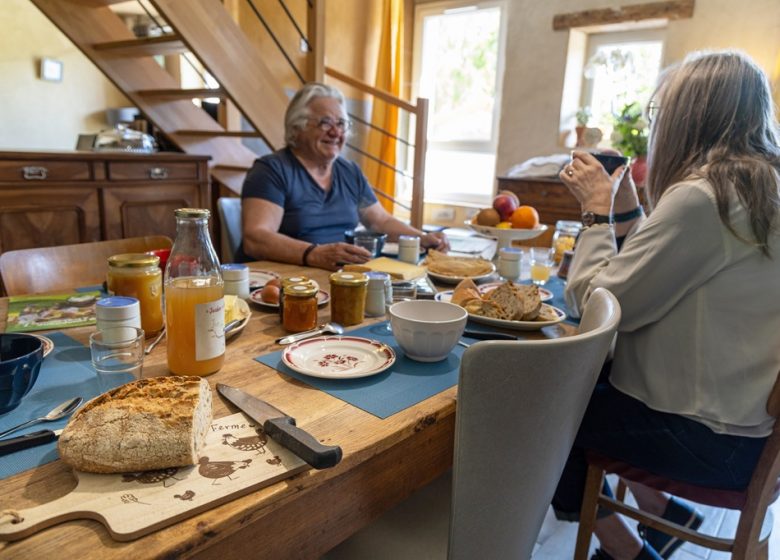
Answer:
[{"xmin": 510, "ymin": 206, "xmax": 540, "ymax": 229}]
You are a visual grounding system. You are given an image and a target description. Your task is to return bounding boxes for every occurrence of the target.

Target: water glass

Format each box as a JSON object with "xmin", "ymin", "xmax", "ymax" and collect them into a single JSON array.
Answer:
[
  {"xmin": 530, "ymin": 247, "xmax": 554, "ymax": 286},
  {"xmin": 392, "ymin": 281, "xmax": 417, "ymax": 302},
  {"xmin": 353, "ymin": 236, "xmax": 379, "ymax": 257},
  {"xmin": 90, "ymin": 327, "xmax": 145, "ymax": 382}
]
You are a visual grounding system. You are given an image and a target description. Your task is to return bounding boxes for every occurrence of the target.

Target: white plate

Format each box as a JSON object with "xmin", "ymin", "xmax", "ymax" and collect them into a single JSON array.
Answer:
[
  {"xmin": 248, "ymin": 269, "xmax": 281, "ymax": 290},
  {"xmin": 465, "ymin": 220, "xmax": 548, "ymax": 248},
  {"xmin": 426, "ymin": 262, "xmax": 496, "ymax": 285},
  {"xmin": 282, "ymin": 336, "xmax": 396, "ymax": 379},
  {"xmin": 466, "ymin": 303, "xmax": 567, "ymax": 331},
  {"xmin": 29, "ymin": 333, "xmax": 54, "ymax": 358},
  {"xmin": 226, "ymin": 298, "xmax": 251, "ymax": 340},
  {"xmin": 249, "ymin": 289, "xmax": 330, "ymax": 310},
  {"xmin": 435, "ymin": 283, "xmax": 553, "ymax": 303}
]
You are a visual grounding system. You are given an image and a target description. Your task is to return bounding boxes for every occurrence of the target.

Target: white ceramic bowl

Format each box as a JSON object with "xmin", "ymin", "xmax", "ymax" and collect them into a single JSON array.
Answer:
[{"xmin": 389, "ymin": 300, "xmax": 468, "ymax": 362}]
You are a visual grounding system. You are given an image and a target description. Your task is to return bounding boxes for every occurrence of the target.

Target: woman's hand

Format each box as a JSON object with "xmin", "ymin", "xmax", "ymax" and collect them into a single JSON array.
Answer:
[
  {"xmin": 559, "ymin": 151, "xmax": 625, "ymax": 214},
  {"xmin": 307, "ymin": 242, "xmax": 372, "ymax": 271},
  {"xmin": 422, "ymin": 232, "xmax": 449, "ymax": 252}
]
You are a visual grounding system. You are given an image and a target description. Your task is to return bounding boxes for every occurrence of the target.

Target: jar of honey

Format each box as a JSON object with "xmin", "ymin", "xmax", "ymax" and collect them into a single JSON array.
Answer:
[
  {"xmin": 552, "ymin": 220, "xmax": 582, "ymax": 264},
  {"xmin": 279, "ymin": 275, "xmax": 312, "ymax": 321},
  {"xmin": 107, "ymin": 253, "xmax": 163, "ymax": 337},
  {"xmin": 282, "ymin": 283, "xmax": 318, "ymax": 332},
  {"xmin": 329, "ymin": 272, "xmax": 368, "ymax": 327}
]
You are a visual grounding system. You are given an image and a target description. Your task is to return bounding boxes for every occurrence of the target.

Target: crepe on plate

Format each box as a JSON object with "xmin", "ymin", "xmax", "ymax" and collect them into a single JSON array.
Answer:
[{"xmin": 424, "ymin": 250, "xmax": 493, "ymax": 278}]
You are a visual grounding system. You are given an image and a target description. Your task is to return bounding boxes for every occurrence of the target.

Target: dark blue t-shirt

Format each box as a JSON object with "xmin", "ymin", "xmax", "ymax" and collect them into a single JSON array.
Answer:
[{"xmin": 235, "ymin": 148, "xmax": 378, "ymax": 262}]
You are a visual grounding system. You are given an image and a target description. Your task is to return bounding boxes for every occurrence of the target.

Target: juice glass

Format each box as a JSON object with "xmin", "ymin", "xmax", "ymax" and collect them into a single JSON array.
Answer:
[{"xmin": 530, "ymin": 247, "xmax": 553, "ymax": 286}]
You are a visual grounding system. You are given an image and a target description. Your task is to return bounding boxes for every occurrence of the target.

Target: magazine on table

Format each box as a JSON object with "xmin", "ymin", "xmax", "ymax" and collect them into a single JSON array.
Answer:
[{"xmin": 5, "ymin": 292, "xmax": 100, "ymax": 332}]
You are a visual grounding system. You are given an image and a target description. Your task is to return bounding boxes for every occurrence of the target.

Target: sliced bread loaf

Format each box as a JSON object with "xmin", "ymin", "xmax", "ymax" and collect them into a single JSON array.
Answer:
[
  {"xmin": 58, "ymin": 376, "xmax": 212, "ymax": 473},
  {"xmin": 486, "ymin": 281, "xmax": 525, "ymax": 320}
]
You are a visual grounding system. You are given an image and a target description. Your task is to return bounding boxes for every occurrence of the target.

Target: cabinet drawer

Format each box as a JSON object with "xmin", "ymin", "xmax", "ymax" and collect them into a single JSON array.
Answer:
[
  {"xmin": 107, "ymin": 161, "xmax": 198, "ymax": 181},
  {"xmin": 0, "ymin": 160, "xmax": 91, "ymax": 182}
]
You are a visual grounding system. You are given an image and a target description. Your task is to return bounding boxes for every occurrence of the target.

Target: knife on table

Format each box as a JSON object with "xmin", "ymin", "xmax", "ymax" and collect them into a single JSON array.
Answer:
[
  {"xmin": 216, "ymin": 384, "xmax": 342, "ymax": 470},
  {"xmin": 462, "ymin": 329, "xmax": 518, "ymax": 341},
  {"xmin": 0, "ymin": 429, "xmax": 61, "ymax": 456}
]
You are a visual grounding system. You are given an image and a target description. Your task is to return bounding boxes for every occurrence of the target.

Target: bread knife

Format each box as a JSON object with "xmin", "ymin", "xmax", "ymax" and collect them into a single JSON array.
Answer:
[
  {"xmin": 0, "ymin": 429, "xmax": 61, "ymax": 456},
  {"xmin": 216, "ymin": 384, "xmax": 342, "ymax": 470}
]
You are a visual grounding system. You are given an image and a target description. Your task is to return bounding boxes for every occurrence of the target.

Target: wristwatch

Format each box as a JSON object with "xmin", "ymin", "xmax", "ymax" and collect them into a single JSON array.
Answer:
[{"xmin": 581, "ymin": 211, "xmax": 612, "ymax": 227}]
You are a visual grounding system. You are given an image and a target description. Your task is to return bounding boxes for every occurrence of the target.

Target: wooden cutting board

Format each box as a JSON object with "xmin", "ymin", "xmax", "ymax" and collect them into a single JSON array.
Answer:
[{"xmin": 0, "ymin": 413, "xmax": 307, "ymax": 542}]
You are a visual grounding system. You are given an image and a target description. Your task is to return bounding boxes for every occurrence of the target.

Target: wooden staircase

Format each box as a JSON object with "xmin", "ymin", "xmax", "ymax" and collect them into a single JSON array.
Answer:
[
  {"xmin": 30, "ymin": 0, "xmax": 290, "ymax": 195},
  {"xmin": 30, "ymin": 0, "xmax": 428, "ymax": 228}
]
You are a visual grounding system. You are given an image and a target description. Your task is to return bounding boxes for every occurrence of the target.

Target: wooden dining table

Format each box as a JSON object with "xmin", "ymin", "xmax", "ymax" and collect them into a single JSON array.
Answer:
[{"xmin": 0, "ymin": 261, "xmax": 576, "ymax": 559}]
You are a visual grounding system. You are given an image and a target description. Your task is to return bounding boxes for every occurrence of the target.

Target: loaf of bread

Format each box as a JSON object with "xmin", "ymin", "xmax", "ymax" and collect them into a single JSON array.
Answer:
[
  {"xmin": 58, "ymin": 376, "xmax": 212, "ymax": 473},
  {"xmin": 486, "ymin": 282, "xmax": 525, "ymax": 320}
]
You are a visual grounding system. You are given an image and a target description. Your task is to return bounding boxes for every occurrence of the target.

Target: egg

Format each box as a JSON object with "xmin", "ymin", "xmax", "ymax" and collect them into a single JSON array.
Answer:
[
  {"xmin": 266, "ymin": 277, "xmax": 281, "ymax": 289},
  {"xmin": 261, "ymin": 284, "xmax": 280, "ymax": 305}
]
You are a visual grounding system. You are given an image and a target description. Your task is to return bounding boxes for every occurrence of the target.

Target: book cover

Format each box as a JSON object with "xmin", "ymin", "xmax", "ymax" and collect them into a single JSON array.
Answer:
[{"xmin": 5, "ymin": 292, "xmax": 100, "ymax": 333}]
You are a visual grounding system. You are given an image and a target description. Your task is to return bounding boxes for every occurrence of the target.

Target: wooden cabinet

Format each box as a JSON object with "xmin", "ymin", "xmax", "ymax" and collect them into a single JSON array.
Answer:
[
  {"xmin": 497, "ymin": 176, "xmax": 581, "ymax": 225},
  {"xmin": 0, "ymin": 151, "xmax": 210, "ymax": 253}
]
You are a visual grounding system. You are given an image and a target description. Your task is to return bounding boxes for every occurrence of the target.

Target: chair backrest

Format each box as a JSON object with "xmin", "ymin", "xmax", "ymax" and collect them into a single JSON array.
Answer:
[
  {"xmin": 448, "ymin": 288, "xmax": 621, "ymax": 560},
  {"xmin": 218, "ymin": 197, "xmax": 242, "ymax": 263},
  {"xmin": 0, "ymin": 236, "xmax": 172, "ymax": 296}
]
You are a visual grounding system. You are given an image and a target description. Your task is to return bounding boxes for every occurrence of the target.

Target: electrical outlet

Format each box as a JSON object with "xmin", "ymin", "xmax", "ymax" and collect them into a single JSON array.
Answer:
[{"xmin": 432, "ymin": 208, "xmax": 455, "ymax": 222}]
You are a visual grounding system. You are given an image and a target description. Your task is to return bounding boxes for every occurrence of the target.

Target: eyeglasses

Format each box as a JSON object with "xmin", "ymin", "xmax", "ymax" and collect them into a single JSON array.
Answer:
[
  {"xmin": 645, "ymin": 102, "xmax": 661, "ymax": 124},
  {"xmin": 309, "ymin": 117, "xmax": 352, "ymax": 132}
]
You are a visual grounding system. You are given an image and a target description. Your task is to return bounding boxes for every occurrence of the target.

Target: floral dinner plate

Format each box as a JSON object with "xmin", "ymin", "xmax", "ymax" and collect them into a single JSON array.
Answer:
[
  {"xmin": 249, "ymin": 289, "xmax": 330, "ymax": 310},
  {"xmin": 248, "ymin": 269, "xmax": 281, "ymax": 291},
  {"xmin": 282, "ymin": 336, "xmax": 396, "ymax": 379}
]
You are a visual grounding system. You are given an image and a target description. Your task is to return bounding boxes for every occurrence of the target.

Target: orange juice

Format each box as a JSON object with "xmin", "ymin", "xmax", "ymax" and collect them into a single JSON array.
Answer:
[
  {"xmin": 107, "ymin": 254, "xmax": 163, "ymax": 337},
  {"xmin": 165, "ymin": 276, "xmax": 225, "ymax": 376},
  {"xmin": 531, "ymin": 263, "xmax": 551, "ymax": 285}
]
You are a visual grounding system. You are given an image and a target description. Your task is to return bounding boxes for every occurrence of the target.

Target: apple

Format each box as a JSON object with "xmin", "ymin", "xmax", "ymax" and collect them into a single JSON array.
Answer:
[
  {"xmin": 492, "ymin": 193, "xmax": 518, "ymax": 222},
  {"xmin": 498, "ymin": 190, "xmax": 520, "ymax": 206}
]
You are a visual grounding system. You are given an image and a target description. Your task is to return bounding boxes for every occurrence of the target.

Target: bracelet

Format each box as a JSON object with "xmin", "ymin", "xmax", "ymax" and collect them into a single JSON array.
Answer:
[
  {"xmin": 613, "ymin": 207, "xmax": 643, "ymax": 223},
  {"xmin": 302, "ymin": 243, "xmax": 318, "ymax": 266}
]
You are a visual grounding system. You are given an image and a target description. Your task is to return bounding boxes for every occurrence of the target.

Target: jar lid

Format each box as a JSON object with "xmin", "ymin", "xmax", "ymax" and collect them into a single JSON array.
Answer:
[
  {"xmin": 555, "ymin": 220, "xmax": 583, "ymax": 233},
  {"xmin": 398, "ymin": 235, "xmax": 420, "ymax": 247},
  {"xmin": 175, "ymin": 208, "xmax": 210, "ymax": 218},
  {"xmin": 220, "ymin": 263, "xmax": 249, "ymax": 280},
  {"xmin": 498, "ymin": 247, "xmax": 522, "ymax": 261},
  {"xmin": 108, "ymin": 253, "xmax": 160, "ymax": 268},
  {"xmin": 96, "ymin": 296, "xmax": 140, "ymax": 319},
  {"xmin": 282, "ymin": 275, "xmax": 310, "ymax": 287},
  {"xmin": 329, "ymin": 271, "xmax": 369, "ymax": 286},
  {"xmin": 284, "ymin": 283, "xmax": 318, "ymax": 297}
]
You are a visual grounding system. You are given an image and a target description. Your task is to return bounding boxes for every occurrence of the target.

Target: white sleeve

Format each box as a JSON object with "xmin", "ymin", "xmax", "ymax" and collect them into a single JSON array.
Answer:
[{"xmin": 565, "ymin": 182, "xmax": 728, "ymax": 331}]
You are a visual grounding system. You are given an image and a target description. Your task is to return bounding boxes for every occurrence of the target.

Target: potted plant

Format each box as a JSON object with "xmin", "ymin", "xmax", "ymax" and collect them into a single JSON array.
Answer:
[
  {"xmin": 610, "ymin": 102, "xmax": 649, "ymax": 185},
  {"xmin": 575, "ymin": 107, "xmax": 591, "ymax": 147}
]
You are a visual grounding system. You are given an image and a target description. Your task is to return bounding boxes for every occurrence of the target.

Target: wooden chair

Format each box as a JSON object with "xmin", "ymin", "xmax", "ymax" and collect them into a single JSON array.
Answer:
[
  {"xmin": 0, "ymin": 236, "xmax": 172, "ymax": 296},
  {"xmin": 574, "ymin": 373, "xmax": 780, "ymax": 560},
  {"xmin": 217, "ymin": 197, "xmax": 242, "ymax": 263},
  {"xmin": 325, "ymin": 288, "xmax": 621, "ymax": 560}
]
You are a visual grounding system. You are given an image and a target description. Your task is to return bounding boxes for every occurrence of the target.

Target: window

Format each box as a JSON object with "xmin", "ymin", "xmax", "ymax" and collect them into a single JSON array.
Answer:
[
  {"xmin": 579, "ymin": 28, "xmax": 664, "ymax": 146},
  {"xmin": 410, "ymin": 0, "xmax": 507, "ymax": 206}
]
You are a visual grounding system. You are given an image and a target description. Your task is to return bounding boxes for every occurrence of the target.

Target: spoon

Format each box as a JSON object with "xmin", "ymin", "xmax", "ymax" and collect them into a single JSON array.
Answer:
[
  {"xmin": 0, "ymin": 397, "xmax": 83, "ymax": 439},
  {"xmin": 275, "ymin": 322, "xmax": 345, "ymax": 345},
  {"xmin": 144, "ymin": 327, "xmax": 166, "ymax": 355}
]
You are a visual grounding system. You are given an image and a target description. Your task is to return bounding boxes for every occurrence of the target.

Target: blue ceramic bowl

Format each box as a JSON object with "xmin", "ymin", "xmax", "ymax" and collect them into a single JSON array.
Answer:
[
  {"xmin": 0, "ymin": 334, "xmax": 44, "ymax": 414},
  {"xmin": 343, "ymin": 230, "xmax": 387, "ymax": 258}
]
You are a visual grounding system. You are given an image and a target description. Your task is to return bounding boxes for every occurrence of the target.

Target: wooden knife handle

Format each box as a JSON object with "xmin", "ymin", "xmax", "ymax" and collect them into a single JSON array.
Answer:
[{"xmin": 263, "ymin": 418, "xmax": 342, "ymax": 470}]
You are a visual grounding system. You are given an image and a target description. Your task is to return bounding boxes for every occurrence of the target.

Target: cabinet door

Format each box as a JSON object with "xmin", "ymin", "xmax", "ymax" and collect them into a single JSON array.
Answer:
[
  {"xmin": 0, "ymin": 187, "xmax": 100, "ymax": 252},
  {"xmin": 102, "ymin": 183, "xmax": 206, "ymax": 240}
]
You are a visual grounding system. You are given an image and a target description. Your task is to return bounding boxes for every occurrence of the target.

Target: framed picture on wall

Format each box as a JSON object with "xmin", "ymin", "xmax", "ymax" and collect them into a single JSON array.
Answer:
[{"xmin": 39, "ymin": 58, "xmax": 63, "ymax": 82}]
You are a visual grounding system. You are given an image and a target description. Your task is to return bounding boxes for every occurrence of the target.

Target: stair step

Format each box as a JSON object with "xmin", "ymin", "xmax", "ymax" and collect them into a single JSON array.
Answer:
[
  {"xmin": 92, "ymin": 34, "xmax": 188, "ymax": 57},
  {"xmin": 137, "ymin": 88, "xmax": 226, "ymax": 100},
  {"xmin": 176, "ymin": 130, "xmax": 264, "ymax": 138}
]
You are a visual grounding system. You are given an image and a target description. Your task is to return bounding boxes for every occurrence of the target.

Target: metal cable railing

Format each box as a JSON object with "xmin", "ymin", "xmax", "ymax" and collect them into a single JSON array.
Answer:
[{"xmin": 245, "ymin": 0, "xmax": 306, "ymax": 84}]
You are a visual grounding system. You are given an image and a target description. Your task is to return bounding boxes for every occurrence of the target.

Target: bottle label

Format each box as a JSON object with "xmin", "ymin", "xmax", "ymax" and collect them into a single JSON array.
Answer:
[{"xmin": 195, "ymin": 298, "xmax": 226, "ymax": 361}]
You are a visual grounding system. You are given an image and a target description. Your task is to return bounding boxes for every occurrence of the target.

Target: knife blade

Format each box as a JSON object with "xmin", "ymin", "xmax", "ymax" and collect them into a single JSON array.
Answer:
[
  {"xmin": 462, "ymin": 329, "xmax": 518, "ymax": 341},
  {"xmin": 0, "ymin": 429, "xmax": 62, "ymax": 456},
  {"xmin": 216, "ymin": 384, "xmax": 342, "ymax": 470}
]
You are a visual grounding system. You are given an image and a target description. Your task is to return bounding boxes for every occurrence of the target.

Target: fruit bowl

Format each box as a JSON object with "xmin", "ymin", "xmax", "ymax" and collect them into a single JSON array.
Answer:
[{"xmin": 465, "ymin": 220, "xmax": 548, "ymax": 249}]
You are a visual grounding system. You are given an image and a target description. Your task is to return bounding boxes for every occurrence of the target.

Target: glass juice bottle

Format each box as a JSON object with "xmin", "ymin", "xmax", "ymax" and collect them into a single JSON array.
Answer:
[{"xmin": 165, "ymin": 208, "xmax": 225, "ymax": 376}]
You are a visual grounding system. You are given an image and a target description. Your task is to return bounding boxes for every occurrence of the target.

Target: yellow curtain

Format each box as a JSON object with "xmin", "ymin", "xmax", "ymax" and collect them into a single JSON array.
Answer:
[{"xmin": 363, "ymin": 0, "xmax": 403, "ymax": 213}]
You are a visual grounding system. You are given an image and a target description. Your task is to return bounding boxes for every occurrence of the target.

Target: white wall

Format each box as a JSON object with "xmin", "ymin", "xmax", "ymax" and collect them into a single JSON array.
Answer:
[
  {"xmin": 496, "ymin": 0, "xmax": 780, "ymax": 177},
  {"xmin": 0, "ymin": 0, "xmax": 129, "ymax": 150}
]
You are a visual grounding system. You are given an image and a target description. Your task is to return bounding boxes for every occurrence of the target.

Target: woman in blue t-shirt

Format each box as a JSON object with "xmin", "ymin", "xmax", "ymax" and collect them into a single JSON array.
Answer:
[{"xmin": 238, "ymin": 83, "xmax": 448, "ymax": 270}]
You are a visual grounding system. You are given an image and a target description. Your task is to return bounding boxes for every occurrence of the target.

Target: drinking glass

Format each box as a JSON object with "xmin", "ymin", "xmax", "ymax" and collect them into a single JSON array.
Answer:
[
  {"xmin": 353, "ymin": 236, "xmax": 379, "ymax": 257},
  {"xmin": 90, "ymin": 327, "xmax": 145, "ymax": 386},
  {"xmin": 530, "ymin": 247, "xmax": 553, "ymax": 286}
]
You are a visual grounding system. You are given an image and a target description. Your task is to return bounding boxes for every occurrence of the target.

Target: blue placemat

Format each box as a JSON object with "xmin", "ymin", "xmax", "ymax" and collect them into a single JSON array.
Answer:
[
  {"xmin": 256, "ymin": 322, "xmax": 468, "ymax": 419},
  {"xmin": 0, "ymin": 332, "xmax": 134, "ymax": 479},
  {"xmin": 542, "ymin": 276, "xmax": 579, "ymax": 326}
]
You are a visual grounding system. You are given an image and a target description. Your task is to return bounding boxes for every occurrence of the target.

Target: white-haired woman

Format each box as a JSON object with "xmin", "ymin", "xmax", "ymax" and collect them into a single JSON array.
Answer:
[
  {"xmin": 237, "ymin": 82, "xmax": 448, "ymax": 269},
  {"xmin": 553, "ymin": 51, "xmax": 780, "ymax": 560}
]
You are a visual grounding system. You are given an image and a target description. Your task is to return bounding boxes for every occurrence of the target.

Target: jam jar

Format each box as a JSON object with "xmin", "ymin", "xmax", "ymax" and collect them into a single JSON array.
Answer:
[
  {"xmin": 282, "ymin": 283, "xmax": 318, "ymax": 333},
  {"xmin": 552, "ymin": 220, "xmax": 582, "ymax": 264},
  {"xmin": 107, "ymin": 253, "xmax": 163, "ymax": 337},
  {"xmin": 329, "ymin": 272, "xmax": 369, "ymax": 327},
  {"xmin": 279, "ymin": 275, "xmax": 312, "ymax": 321}
]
